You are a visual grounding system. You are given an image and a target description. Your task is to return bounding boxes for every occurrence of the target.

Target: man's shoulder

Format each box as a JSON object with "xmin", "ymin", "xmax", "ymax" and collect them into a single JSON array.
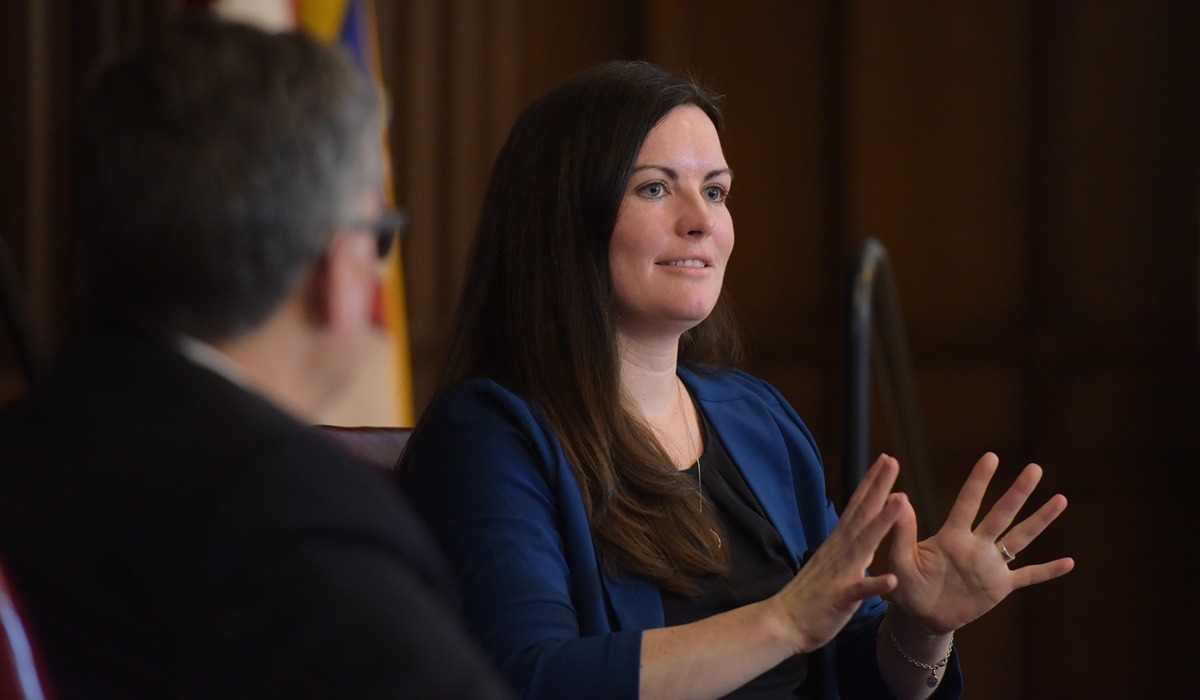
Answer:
[
  {"xmin": 0, "ymin": 328, "xmax": 429, "ymax": 563},
  {"xmin": 223, "ymin": 423, "xmax": 428, "ymax": 543}
]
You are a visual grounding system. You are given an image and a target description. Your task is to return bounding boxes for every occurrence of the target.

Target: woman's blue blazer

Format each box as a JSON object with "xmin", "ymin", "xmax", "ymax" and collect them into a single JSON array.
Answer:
[{"xmin": 402, "ymin": 366, "xmax": 963, "ymax": 699}]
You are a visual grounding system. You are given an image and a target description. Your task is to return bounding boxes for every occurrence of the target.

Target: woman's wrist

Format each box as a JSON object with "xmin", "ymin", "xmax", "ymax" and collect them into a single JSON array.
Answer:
[
  {"xmin": 882, "ymin": 610, "xmax": 954, "ymax": 688},
  {"xmin": 882, "ymin": 607, "xmax": 954, "ymax": 668},
  {"xmin": 758, "ymin": 595, "xmax": 813, "ymax": 657},
  {"xmin": 883, "ymin": 604, "xmax": 948, "ymax": 641}
]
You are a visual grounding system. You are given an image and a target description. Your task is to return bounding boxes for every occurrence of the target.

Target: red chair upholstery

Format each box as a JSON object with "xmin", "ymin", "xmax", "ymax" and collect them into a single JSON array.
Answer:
[
  {"xmin": 315, "ymin": 425, "xmax": 413, "ymax": 473},
  {"xmin": 0, "ymin": 560, "xmax": 52, "ymax": 700}
]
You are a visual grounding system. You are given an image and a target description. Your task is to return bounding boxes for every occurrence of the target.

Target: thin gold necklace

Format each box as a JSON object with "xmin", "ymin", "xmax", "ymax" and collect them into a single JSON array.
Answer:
[{"xmin": 677, "ymin": 377, "xmax": 721, "ymax": 549}]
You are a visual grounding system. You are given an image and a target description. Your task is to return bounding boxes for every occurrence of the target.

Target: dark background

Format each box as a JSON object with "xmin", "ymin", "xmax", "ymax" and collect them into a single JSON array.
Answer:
[{"xmin": 3, "ymin": 2, "xmax": 1197, "ymax": 697}]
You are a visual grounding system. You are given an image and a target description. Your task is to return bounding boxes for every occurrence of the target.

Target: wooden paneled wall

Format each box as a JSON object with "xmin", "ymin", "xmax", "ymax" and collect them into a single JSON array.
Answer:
[{"xmin": 2, "ymin": 1, "xmax": 1197, "ymax": 697}]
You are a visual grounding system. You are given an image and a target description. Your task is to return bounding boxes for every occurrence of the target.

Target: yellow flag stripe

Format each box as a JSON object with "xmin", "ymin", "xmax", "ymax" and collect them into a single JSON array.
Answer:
[{"xmin": 295, "ymin": 0, "xmax": 350, "ymax": 41}]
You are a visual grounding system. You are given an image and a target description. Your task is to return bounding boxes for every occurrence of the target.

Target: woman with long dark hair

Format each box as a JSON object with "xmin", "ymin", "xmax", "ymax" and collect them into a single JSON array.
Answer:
[{"xmin": 400, "ymin": 60, "xmax": 1073, "ymax": 699}]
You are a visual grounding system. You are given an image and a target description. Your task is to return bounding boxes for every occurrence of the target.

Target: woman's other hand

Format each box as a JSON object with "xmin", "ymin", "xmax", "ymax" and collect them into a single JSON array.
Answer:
[
  {"xmin": 885, "ymin": 452, "xmax": 1075, "ymax": 635},
  {"xmin": 769, "ymin": 454, "xmax": 908, "ymax": 653}
]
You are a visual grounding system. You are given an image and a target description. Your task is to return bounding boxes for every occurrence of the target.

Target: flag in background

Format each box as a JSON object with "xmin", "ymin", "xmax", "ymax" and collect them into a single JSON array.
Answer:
[{"xmin": 208, "ymin": 0, "xmax": 414, "ymax": 427}]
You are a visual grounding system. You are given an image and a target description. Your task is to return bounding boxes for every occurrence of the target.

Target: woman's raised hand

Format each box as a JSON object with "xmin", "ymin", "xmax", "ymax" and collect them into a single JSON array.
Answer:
[
  {"xmin": 769, "ymin": 454, "xmax": 909, "ymax": 654},
  {"xmin": 884, "ymin": 452, "xmax": 1075, "ymax": 635}
]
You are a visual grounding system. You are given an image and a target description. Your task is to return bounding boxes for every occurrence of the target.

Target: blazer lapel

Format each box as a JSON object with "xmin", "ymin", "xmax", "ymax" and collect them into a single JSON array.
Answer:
[{"xmin": 683, "ymin": 372, "xmax": 811, "ymax": 565}]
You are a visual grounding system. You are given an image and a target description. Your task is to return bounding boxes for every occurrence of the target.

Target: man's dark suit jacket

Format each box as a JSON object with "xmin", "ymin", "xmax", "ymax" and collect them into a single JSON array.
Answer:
[{"xmin": 0, "ymin": 328, "xmax": 512, "ymax": 699}]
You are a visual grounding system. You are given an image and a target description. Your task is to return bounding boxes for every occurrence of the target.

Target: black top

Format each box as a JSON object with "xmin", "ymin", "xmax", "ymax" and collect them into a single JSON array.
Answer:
[{"xmin": 661, "ymin": 408, "xmax": 812, "ymax": 699}]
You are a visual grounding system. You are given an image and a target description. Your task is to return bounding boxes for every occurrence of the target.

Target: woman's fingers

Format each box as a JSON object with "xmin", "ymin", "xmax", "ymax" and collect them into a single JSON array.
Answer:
[
  {"xmin": 943, "ymin": 452, "xmax": 999, "ymax": 530},
  {"xmin": 974, "ymin": 462, "xmax": 1046, "ymax": 541},
  {"xmin": 841, "ymin": 454, "xmax": 900, "ymax": 526},
  {"xmin": 843, "ymin": 492, "xmax": 906, "ymax": 573},
  {"xmin": 846, "ymin": 572, "xmax": 899, "ymax": 602},
  {"xmin": 884, "ymin": 452, "xmax": 1073, "ymax": 636},
  {"xmin": 779, "ymin": 491, "xmax": 906, "ymax": 652},
  {"xmin": 780, "ymin": 566, "xmax": 901, "ymax": 653},
  {"xmin": 865, "ymin": 492, "xmax": 908, "ymax": 546},
  {"xmin": 839, "ymin": 454, "xmax": 886, "ymax": 520},
  {"xmin": 1010, "ymin": 557, "xmax": 1076, "ymax": 590},
  {"xmin": 993, "ymin": 493, "xmax": 1069, "ymax": 556},
  {"xmin": 886, "ymin": 492, "xmax": 920, "ymax": 567}
]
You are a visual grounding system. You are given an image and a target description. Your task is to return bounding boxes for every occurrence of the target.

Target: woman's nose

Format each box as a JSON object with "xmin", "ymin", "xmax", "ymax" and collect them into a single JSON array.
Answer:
[{"xmin": 677, "ymin": 192, "xmax": 714, "ymax": 238}]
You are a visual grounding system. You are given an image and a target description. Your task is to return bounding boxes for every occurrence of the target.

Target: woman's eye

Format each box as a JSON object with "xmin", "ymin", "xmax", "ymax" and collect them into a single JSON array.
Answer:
[
  {"xmin": 639, "ymin": 182, "xmax": 666, "ymax": 198},
  {"xmin": 703, "ymin": 185, "xmax": 728, "ymax": 203}
]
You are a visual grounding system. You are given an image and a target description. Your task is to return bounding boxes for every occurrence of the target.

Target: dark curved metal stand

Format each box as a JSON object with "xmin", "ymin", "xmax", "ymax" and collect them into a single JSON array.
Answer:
[{"xmin": 843, "ymin": 238, "xmax": 936, "ymax": 534}]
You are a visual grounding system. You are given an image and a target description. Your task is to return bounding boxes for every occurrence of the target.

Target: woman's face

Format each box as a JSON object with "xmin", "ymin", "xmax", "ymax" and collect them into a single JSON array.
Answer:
[{"xmin": 609, "ymin": 105, "xmax": 734, "ymax": 343}]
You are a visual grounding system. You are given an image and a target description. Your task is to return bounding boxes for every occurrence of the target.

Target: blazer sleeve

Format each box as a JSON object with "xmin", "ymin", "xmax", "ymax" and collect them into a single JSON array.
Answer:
[{"xmin": 401, "ymin": 380, "xmax": 642, "ymax": 699}]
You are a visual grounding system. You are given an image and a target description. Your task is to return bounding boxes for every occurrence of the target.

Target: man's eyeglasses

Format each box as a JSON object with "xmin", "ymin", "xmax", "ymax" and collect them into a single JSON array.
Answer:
[{"xmin": 346, "ymin": 208, "xmax": 408, "ymax": 259}]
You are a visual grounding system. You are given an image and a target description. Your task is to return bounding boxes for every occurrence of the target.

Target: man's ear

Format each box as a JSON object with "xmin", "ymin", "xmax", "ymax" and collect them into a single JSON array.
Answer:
[
  {"xmin": 304, "ymin": 231, "xmax": 362, "ymax": 329},
  {"xmin": 302, "ymin": 249, "xmax": 333, "ymax": 327}
]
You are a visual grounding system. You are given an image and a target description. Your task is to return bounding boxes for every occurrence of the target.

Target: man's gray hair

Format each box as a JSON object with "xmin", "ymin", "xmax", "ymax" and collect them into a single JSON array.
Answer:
[{"xmin": 77, "ymin": 17, "xmax": 384, "ymax": 339}]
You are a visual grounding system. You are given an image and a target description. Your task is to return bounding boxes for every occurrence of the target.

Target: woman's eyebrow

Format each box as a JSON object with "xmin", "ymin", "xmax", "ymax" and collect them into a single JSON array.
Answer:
[
  {"xmin": 631, "ymin": 164, "xmax": 678, "ymax": 179},
  {"xmin": 631, "ymin": 164, "xmax": 734, "ymax": 180}
]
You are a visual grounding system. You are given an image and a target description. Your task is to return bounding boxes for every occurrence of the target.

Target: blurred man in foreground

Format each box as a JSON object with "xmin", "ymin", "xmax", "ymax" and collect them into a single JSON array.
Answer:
[{"xmin": 0, "ymin": 17, "xmax": 511, "ymax": 699}]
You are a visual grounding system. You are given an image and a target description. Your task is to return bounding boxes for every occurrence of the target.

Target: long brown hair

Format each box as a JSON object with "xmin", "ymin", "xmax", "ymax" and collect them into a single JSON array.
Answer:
[{"xmin": 426, "ymin": 61, "xmax": 743, "ymax": 596}]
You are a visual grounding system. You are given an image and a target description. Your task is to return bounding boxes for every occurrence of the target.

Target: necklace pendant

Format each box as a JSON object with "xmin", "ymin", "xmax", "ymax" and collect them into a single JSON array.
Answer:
[{"xmin": 926, "ymin": 669, "xmax": 939, "ymax": 688}]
